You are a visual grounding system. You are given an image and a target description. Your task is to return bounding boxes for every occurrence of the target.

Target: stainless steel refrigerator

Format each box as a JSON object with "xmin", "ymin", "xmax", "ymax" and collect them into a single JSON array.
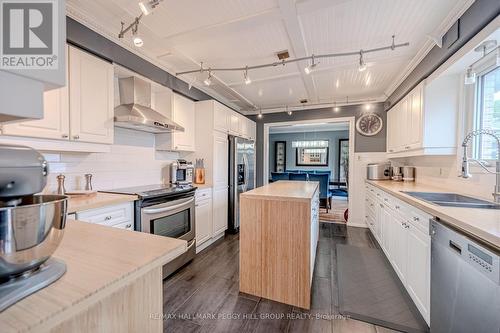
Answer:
[{"xmin": 228, "ymin": 135, "xmax": 256, "ymax": 233}]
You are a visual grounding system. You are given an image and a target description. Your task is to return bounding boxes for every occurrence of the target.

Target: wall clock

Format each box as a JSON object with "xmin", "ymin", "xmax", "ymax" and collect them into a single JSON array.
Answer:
[{"xmin": 356, "ymin": 113, "xmax": 383, "ymax": 136}]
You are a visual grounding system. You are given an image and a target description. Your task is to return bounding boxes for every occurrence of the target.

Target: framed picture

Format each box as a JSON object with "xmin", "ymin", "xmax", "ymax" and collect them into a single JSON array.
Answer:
[
  {"xmin": 338, "ymin": 139, "xmax": 349, "ymax": 183},
  {"xmin": 296, "ymin": 147, "xmax": 329, "ymax": 166}
]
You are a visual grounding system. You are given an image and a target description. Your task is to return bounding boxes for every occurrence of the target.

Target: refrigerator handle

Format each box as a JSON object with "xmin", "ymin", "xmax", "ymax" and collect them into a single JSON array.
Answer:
[{"xmin": 242, "ymin": 153, "xmax": 249, "ymax": 192}]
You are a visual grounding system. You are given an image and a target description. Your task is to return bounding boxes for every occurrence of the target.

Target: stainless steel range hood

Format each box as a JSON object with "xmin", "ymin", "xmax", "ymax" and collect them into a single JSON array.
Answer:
[{"xmin": 114, "ymin": 77, "xmax": 184, "ymax": 133}]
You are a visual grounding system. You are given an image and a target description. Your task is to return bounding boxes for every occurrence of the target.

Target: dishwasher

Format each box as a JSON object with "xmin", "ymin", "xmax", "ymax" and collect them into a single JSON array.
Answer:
[{"xmin": 430, "ymin": 219, "xmax": 500, "ymax": 333}]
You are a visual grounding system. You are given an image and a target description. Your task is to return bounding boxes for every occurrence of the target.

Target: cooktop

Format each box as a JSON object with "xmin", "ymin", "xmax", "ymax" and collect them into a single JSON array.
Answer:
[{"xmin": 103, "ymin": 184, "xmax": 196, "ymax": 199}]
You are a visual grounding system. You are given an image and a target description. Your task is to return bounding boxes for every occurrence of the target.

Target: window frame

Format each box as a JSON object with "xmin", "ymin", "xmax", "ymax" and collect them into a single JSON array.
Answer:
[{"xmin": 463, "ymin": 52, "xmax": 499, "ymax": 163}]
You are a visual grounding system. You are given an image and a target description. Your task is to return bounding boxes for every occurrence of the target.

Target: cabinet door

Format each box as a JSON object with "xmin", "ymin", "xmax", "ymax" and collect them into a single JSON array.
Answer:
[
  {"xmin": 213, "ymin": 131, "xmax": 229, "ymax": 188},
  {"xmin": 408, "ymin": 87, "xmax": 423, "ymax": 149},
  {"xmin": 69, "ymin": 46, "xmax": 114, "ymax": 144},
  {"xmin": 391, "ymin": 215, "xmax": 408, "ymax": 283},
  {"xmin": 195, "ymin": 198, "xmax": 213, "ymax": 245},
  {"xmin": 380, "ymin": 204, "xmax": 392, "ymax": 256},
  {"xmin": 406, "ymin": 223, "xmax": 430, "ymax": 323},
  {"xmin": 386, "ymin": 109, "xmax": 395, "ymax": 153},
  {"xmin": 172, "ymin": 93, "xmax": 195, "ymax": 151},
  {"xmin": 238, "ymin": 115, "xmax": 248, "ymax": 138},
  {"xmin": 248, "ymin": 120, "xmax": 256, "ymax": 140},
  {"xmin": 1, "ymin": 87, "xmax": 69, "ymax": 140},
  {"xmin": 212, "ymin": 187, "xmax": 228, "ymax": 235},
  {"xmin": 229, "ymin": 112, "xmax": 240, "ymax": 135},
  {"xmin": 214, "ymin": 102, "xmax": 229, "ymax": 133}
]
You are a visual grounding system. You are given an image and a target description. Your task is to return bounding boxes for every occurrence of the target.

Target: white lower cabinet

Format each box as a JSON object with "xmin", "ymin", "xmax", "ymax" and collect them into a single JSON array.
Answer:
[
  {"xmin": 212, "ymin": 186, "xmax": 228, "ymax": 235},
  {"xmin": 195, "ymin": 189, "xmax": 213, "ymax": 247},
  {"xmin": 365, "ymin": 183, "xmax": 431, "ymax": 324},
  {"xmin": 75, "ymin": 202, "xmax": 134, "ymax": 230}
]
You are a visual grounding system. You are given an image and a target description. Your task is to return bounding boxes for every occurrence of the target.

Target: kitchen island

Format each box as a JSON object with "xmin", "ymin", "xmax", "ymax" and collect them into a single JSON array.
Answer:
[
  {"xmin": 0, "ymin": 220, "xmax": 186, "ymax": 333},
  {"xmin": 239, "ymin": 181, "xmax": 319, "ymax": 309}
]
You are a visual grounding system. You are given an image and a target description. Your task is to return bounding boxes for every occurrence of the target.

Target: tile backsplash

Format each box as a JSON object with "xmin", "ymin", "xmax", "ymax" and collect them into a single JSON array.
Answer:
[
  {"xmin": 42, "ymin": 128, "xmax": 184, "ymax": 193},
  {"xmin": 390, "ymin": 155, "xmax": 496, "ymax": 200}
]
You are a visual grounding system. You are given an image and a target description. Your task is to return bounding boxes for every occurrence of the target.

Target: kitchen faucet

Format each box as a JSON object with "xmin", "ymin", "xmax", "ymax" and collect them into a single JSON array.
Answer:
[{"xmin": 460, "ymin": 129, "xmax": 500, "ymax": 203}]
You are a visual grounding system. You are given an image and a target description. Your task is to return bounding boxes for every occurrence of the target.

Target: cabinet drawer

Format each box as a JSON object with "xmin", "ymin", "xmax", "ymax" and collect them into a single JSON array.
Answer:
[
  {"xmin": 76, "ymin": 202, "xmax": 133, "ymax": 227},
  {"xmin": 407, "ymin": 208, "xmax": 431, "ymax": 234},
  {"xmin": 113, "ymin": 221, "xmax": 134, "ymax": 230},
  {"xmin": 196, "ymin": 188, "xmax": 212, "ymax": 201}
]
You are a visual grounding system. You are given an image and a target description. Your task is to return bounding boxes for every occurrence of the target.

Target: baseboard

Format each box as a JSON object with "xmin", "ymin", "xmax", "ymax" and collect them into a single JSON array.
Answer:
[
  {"xmin": 196, "ymin": 231, "xmax": 225, "ymax": 253},
  {"xmin": 346, "ymin": 222, "xmax": 368, "ymax": 228}
]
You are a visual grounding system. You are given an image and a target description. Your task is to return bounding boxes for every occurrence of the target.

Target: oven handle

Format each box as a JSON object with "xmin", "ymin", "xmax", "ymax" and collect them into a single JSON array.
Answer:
[{"xmin": 142, "ymin": 197, "xmax": 194, "ymax": 215}]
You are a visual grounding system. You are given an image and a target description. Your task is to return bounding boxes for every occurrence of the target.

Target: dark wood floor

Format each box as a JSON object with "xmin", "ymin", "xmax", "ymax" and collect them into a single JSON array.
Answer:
[{"xmin": 163, "ymin": 223, "xmax": 400, "ymax": 333}]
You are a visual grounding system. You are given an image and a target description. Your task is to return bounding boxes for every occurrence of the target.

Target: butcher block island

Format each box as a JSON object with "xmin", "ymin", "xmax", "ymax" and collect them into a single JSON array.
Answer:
[
  {"xmin": 0, "ymin": 220, "xmax": 186, "ymax": 333},
  {"xmin": 239, "ymin": 181, "xmax": 320, "ymax": 309}
]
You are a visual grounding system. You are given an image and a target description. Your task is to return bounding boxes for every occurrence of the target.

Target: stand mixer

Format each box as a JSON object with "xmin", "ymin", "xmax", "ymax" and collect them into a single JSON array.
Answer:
[{"xmin": 0, "ymin": 144, "xmax": 68, "ymax": 311}]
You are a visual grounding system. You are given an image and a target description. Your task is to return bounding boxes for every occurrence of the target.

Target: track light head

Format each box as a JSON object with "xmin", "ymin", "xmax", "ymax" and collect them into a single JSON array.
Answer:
[
  {"xmin": 464, "ymin": 67, "xmax": 476, "ymax": 85},
  {"xmin": 257, "ymin": 110, "xmax": 263, "ymax": 119},
  {"xmin": 244, "ymin": 67, "xmax": 252, "ymax": 85},
  {"xmin": 358, "ymin": 51, "xmax": 367, "ymax": 72},
  {"xmin": 133, "ymin": 36, "xmax": 144, "ymax": 47},
  {"xmin": 204, "ymin": 70, "xmax": 213, "ymax": 86},
  {"xmin": 304, "ymin": 55, "xmax": 317, "ymax": 75},
  {"xmin": 139, "ymin": 0, "xmax": 160, "ymax": 16},
  {"xmin": 334, "ymin": 106, "xmax": 340, "ymax": 112}
]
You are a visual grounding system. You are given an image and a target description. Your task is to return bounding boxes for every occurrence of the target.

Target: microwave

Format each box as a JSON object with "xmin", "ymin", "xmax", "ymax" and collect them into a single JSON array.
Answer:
[{"xmin": 170, "ymin": 159, "xmax": 194, "ymax": 185}]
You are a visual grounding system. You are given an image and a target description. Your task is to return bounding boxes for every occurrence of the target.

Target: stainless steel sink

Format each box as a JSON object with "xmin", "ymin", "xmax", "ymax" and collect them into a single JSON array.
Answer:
[{"xmin": 402, "ymin": 191, "xmax": 500, "ymax": 209}]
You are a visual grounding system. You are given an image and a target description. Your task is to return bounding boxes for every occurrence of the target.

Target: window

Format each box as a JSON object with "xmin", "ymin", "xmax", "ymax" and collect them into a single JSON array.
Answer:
[{"xmin": 473, "ymin": 65, "xmax": 500, "ymax": 160}]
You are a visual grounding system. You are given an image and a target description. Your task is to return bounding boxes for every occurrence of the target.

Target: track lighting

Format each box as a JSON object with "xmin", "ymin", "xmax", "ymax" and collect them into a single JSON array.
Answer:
[
  {"xmin": 138, "ymin": 0, "xmax": 161, "ymax": 16},
  {"xmin": 244, "ymin": 67, "xmax": 252, "ymax": 85},
  {"xmin": 119, "ymin": 16, "xmax": 144, "ymax": 47},
  {"xmin": 334, "ymin": 106, "xmax": 340, "ymax": 112},
  {"xmin": 176, "ymin": 36, "xmax": 409, "ymax": 76},
  {"xmin": 204, "ymin": 70, "xmax": 213, "ymax": 86},
  {"xmin": 358, "ymin": 50, "xmax": 367, "ymax": 72},
  {"xmin": 464, "ymin": 67, "xmax": 476, "ymax": 85},
  {"xmin": 133, "ymin": 35, "xmax": 144, "ymax": 47},
  {"xmin": 286, "ymin": 106, "xmax": 292, "ymax": 116},
  {"xmin": 257, "ymin": 108, "xmax": 263, "ymax": 119},
  {"xmin": 304, "ymin": 55, "xmax": 317, "ymax": 75}
]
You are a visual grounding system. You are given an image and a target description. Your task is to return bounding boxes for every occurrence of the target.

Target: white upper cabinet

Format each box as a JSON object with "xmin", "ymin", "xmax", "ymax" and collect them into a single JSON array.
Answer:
[
  {"xmin": 155, "ymin": 92, "xmax": 196, "ymax": 152},
  {"xmin": 214, "ymin": 101, "xmax": 230, "ymax": 133},
  {"xmin": 1, "ymin": 45, "xmax": 114, "ymax": 147},
  {"xmin": 69, "ymin": 45, "xmax": 114, "ymax": 144},
  {"xmin": 1, "ymin": 84, "xmax": 69, "ymax": 140},
  {"xmin": 229, "ymin": 113, "xmax": 240, "ymax": 135},
  {"xmin": 386, "ymin": 75, "xmax": 458, "ymax": 157},
  {"xmin": 195, "ymin": 100, "xmax": 256, "ymax": 140}
]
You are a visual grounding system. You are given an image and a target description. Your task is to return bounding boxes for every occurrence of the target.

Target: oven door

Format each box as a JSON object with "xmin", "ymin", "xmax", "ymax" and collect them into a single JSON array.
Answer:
[{"xmin": 140, "ymin": 196, "xmax": 195, "ymax": 241}]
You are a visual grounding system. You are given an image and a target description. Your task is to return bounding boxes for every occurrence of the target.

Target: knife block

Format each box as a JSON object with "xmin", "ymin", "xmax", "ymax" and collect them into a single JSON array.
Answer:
[{"xmin": 194, "ymin": 168, "xmax": 205, "ymax": 184}]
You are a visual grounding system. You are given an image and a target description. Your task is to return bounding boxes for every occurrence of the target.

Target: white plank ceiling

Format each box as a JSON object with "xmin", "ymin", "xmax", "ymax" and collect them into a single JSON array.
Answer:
[{"xmin": 67, "ymin": 0, "xmax": 474, "ymax": 113}]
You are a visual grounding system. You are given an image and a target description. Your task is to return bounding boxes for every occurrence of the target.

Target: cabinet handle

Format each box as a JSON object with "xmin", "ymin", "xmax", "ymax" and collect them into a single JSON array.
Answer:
[
  {"xmin": 126, "ymin": 224, "xmax": 132, "ymax": 228},
  {"xmin": 413, "ymin": 216, "xmax": 419, "ymax": 221},
  {"xmin": 405, "ymin": 146, "xmax": 410, "ymax": 150},
  {"xmin": 104, "ymin": 216, "xmax": 112, "ymax": 221},
  {"xmin": 62, "ymin": 134, "xmax": 69, "ymax": 138},
  {"xmin": 379, "ymin": 204, "xmax": 383, "ymax": 208},
  {"xmin": 175, "ymin": 146, "xmax": 178, "ymax": 149},
  {"xmin": 395, "ymin": 205, "xmax": 400, "ymax": 209},
  {"xmin": 389, "ymin": 149, "xmax": 394, "ymax": 152},
  {"xmin": 195, "ymin": 204, "xmax": 199, "ymax": 207},
  {"xmin": 73, "ymin": 135, "xmax": 80, "ymax": 140},
  {"xmin": 383, "ymin": 198, "xmax": 388, "ymax": 202}
]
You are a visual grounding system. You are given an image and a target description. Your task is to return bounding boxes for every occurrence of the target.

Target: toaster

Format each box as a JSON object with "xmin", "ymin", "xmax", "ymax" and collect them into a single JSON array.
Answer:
[{"xmin": 367, "ymin": 163, "xmax": 391, "ymax": 180}]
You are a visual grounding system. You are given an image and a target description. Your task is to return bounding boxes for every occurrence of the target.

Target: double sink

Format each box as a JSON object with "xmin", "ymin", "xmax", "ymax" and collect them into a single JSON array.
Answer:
[{"xmin": 402, "ymin": 192, "xmax": 500, "ymax": 210}]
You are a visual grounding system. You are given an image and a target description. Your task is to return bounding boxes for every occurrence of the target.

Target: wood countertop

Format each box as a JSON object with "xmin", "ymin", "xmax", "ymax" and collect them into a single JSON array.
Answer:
[
  {"xmin": 67, "ymin": 192, "xmax": 138, "ymax": 214},
  {"xmin": 241, "ymin": 181, "xmax": 319, "ymax": 201},
  {"xmin": 0, "ymin": 220, "xmax": 187, "ymax": 332},
  {"xmin": 367, "ymin": 180, "xmax": 500, "ymax": 252}
]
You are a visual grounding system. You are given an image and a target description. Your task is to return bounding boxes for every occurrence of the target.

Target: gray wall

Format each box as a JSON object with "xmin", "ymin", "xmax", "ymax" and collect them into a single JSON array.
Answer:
[
  {"xmin": 386, "ymin": 0, "xmax": 500, "ymax": 109},
  {"xmin": 248, "ymin": 102, "xmax": 386, "ymax": 186},
  {"xmin": 269, "ymin": 130, "xmax": 349, "ymax": 179}
]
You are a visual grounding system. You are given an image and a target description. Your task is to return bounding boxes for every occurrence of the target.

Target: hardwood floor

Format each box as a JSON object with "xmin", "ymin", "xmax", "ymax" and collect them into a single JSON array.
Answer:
[{"xmin": 163, "ymin": 223, "xmax": 401, "ymax": 333}]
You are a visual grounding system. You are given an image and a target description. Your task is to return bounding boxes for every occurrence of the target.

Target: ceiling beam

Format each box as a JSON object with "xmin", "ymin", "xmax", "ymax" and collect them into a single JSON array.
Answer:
[{"xmin": 277, "ymin": 0, "xmax": 318, "ymax": 103}]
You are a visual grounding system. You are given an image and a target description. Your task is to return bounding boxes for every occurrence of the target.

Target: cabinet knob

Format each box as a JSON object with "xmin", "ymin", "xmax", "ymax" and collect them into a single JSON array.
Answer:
[
  {"xmin": 73, "ymin": 135, "xmax": 80, "ymax": 140},
  {"xmin": 62, "ymin": 134, "xmax": 69, "ymax": 138},
  {"xmin": 395, "ymin": 205, "xmax": 400, "ymax": 209},
  {"xmin": 105, "ymin": 216, "xmax": 112, "ymax": 221},
  {"xmin": 175, "ymin": 146, "xmax": 178, "ymax": 149}
]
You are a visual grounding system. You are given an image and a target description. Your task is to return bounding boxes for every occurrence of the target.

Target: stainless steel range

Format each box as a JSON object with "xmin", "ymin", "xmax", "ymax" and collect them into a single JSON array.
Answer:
[{"xmin": 103, "ymin": 184, "xmax": 196, "ymax": 278}]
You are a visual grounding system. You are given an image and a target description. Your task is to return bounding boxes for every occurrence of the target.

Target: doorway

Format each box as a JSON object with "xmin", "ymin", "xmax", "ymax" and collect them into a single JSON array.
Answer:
[{"xmin": 264, "ymin": 117, "xmax": 355, "ymax": 224}]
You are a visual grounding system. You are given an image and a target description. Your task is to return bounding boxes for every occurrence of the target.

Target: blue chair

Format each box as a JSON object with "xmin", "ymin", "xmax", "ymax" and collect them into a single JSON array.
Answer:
[
  {"xmin": 289, "ymin": 173, "xmax": 307, "ymax": 181},
  {"xmin": 271, "ymin": 172, "xmax": 290, "ymax": 182},
  {"xmin": 308, "ymin": 173, "xmax": 332, "ymax": 212}
]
